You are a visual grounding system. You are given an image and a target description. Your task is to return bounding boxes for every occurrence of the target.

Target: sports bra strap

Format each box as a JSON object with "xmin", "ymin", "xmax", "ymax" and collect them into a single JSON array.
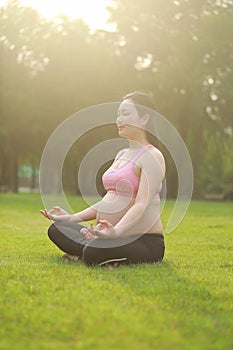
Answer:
[
  {"xmin": 114, "ymin": 144, "xmax": 153, "ymax": 164},
  {"xmin": 130, "ymin": 144, "xmax": 153, "ymax": 162},
  {"xmin": 115, "ymin": 149, "xmax": 127, "ymax": 161}
]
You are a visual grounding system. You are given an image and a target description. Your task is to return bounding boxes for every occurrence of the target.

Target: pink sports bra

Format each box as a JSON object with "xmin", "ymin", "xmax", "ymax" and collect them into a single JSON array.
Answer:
[{"xmin": 102, "ymin": 144, "xmax": 161, "ymax": 198}]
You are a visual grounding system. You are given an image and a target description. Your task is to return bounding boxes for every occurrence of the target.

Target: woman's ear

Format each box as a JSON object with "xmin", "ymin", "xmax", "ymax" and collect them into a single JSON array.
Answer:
[{"xmin": 140, "ymin": 113, "xmax": 150, "ymax": 126}]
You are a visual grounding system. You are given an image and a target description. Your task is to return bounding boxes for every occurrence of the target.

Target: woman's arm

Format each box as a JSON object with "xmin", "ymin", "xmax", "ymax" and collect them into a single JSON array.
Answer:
[
  {"xmin": 40, "ymin": 204, "xmax": 98, "ymax": 222},
  {"xmin": 70, "ymin": 206, "xmax": 97, "ymax": 223},
  {"xmin": 70, "ymin": 148, "xmax": 128, "ymax": 223},
  {"xmin": 114, "ymin": 148, "xmax": 165, "ymax": 236},
  {"xmin": 87, "ymin": 147, "xmax": 165, "ymax": 238},
  {"xmin": 41, "ymin": 192, "xmax": 117, "ymax": 223}
]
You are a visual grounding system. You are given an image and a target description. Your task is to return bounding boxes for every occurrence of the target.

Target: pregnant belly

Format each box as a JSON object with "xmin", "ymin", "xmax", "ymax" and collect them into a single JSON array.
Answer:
[
  {"xmin": 96, "ymin": 192, "xmax": 134, "ymax": 226},
  {"xmin": 96, "ymin": 192, "xmax": 163, "ymax": 233}
]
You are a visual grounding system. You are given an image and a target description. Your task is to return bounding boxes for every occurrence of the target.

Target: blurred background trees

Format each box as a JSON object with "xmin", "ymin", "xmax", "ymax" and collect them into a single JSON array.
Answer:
[{"xmin": 0, "ymin": 0, "xmax": 232, "ymax": 198}]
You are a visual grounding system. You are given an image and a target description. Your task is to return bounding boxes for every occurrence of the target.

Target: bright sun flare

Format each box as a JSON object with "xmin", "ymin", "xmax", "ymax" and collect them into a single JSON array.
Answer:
[{"xmin": 0, "ymin": 0, "xmax": 114, "ymax": 31}]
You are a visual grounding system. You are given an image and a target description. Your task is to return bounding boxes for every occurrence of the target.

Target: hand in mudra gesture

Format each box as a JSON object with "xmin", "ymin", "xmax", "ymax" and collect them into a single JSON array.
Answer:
[
  {"xmin": 80, "ymin": 220, "xmax": 117, "ymax": 239},
  {"xmin": 40, "ymin": 206, "xmax": 71, "ymax": 221},
  {"xmin": 80, "ymin": 220, "xmax": 112, "ymax": 240}
]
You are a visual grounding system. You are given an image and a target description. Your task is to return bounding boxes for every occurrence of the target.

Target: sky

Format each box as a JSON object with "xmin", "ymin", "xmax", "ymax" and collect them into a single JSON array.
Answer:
[{"xmin": 0, "ymin": 0, "xmax": 115, "ymax": 31}]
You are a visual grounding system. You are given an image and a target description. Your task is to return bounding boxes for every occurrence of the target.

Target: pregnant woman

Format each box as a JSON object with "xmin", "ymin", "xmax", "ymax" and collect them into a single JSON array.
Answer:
[{"xmin": 41, "ymin": 91, "xmax": 166, "ymax": 266}]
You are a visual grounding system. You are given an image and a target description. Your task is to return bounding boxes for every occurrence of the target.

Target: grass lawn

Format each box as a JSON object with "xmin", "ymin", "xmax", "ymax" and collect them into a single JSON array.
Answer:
[{"xmin": 0, "ymin": 193, "xmax": 232, "ymax": 350}]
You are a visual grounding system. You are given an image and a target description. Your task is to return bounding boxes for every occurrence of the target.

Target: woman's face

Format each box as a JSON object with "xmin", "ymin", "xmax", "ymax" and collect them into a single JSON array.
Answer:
[{"xmin": 116, "ymin": 99, "xmax": 144, "ymax": 138}]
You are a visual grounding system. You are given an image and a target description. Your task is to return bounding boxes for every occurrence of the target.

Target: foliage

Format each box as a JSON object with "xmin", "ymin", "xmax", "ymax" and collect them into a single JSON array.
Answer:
[
  {"xmin": 108, "ymin": 0, "xmax": 233, "ymax": 197},
  {"xmin": 0, "ymin": 0, "xmax": 232, "ymax": 197}
]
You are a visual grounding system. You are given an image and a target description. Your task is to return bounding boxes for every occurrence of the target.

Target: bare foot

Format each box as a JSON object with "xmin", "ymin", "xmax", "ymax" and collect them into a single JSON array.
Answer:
[
  {"xmin": 107, "ymin": 262, "xmax": 120, "ymax": 270},
  {"xmin": 62, "ymin": 253, "xmax": 80, "ymax": 261}
]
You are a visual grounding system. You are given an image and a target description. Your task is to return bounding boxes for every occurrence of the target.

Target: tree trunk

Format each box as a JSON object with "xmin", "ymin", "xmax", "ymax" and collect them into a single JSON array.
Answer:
[
  {"xmin": 30, "ymin": 164, "xmax": 37, "ymax": 191},
  {"xmin": 8, "ymin": 138, "xmax": 18, "ymax": 193}
]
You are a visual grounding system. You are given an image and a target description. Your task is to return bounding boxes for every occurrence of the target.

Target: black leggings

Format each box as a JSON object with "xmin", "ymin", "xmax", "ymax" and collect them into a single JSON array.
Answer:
[{"xmin": 48, "ymin": 221, "xmax": 165, "ymax": 266}]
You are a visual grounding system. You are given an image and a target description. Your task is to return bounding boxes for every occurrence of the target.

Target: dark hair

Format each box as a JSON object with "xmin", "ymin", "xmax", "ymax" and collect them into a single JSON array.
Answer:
[
  {"xmin": 122, "ymin": 91, "xmax": 155, "ymax": 110},
  {"xmin": 122, "ymin": 91, "xmax": 161, "ymax": 149}
]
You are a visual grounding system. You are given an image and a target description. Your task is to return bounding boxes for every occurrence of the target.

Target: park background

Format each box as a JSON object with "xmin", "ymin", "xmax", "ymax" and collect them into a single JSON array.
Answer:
[
  {"xmin": 0, "ymin": 1, "xmax": 233, "ymax": 350},
  {"xmin": 0, "ymin": 0, "xmax": 232, "ymax": 199}
]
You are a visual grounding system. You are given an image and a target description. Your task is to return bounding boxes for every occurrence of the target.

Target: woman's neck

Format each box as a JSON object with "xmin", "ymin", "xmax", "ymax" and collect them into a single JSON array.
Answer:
[{"xmin": 128, "ymin": 137, "xmax": 150, "ymax": 150}]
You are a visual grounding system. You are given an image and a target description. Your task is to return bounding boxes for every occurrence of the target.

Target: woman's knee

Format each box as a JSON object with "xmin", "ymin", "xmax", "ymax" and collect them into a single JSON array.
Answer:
[{"xmin": 48, "ymin": 223, "xmax": 58, "ymax": 241}]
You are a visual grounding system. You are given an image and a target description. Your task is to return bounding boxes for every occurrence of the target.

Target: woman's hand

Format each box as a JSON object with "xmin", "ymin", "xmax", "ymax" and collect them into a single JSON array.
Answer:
[
  {"xmin": 40, "ymin": 206, "xmax": 71, "ymax": 221},
  {"xmin": 95, "ymin": 220, "xmax": 113, "ymax": 230},
  {"xmin": 85, "ymin": 221, "xmax": 118, "ymax": 239},
  {"xmin": 80, "ymin": 227, "xmax": 94, "ymax": 240}
]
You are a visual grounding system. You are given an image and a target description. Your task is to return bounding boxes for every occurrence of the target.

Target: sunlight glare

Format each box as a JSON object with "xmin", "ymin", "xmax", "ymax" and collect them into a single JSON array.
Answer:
[{"xmin": 0, "ymin": 0, "xmax": 114, "ymax": 31}]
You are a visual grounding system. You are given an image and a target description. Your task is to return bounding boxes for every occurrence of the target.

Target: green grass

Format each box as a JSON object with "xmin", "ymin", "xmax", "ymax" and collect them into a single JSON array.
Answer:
[{"xmin": 0, "ymin": 194, "xmax": 232, "ymax": 350}]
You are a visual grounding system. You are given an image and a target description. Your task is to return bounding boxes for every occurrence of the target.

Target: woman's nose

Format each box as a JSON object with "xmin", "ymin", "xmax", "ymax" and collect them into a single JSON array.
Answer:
[{"xmin": 117, "ymin": 115, "xmax": 124, "ymax": 124}]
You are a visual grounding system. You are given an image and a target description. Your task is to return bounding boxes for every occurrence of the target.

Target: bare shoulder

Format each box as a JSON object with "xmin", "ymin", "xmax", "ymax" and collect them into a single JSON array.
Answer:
[
  {"xmin": 144, "ymin": 145, "xmax": 165, "ymax": 172},
  {"xmin": 148, "ymin": 145, "xmax": 164, "ymax": 160}
]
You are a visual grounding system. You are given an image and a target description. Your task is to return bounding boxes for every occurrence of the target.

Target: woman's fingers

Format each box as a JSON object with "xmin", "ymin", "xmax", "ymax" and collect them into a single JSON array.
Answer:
[
  {"xmin": 80, "ymin": 222, "xmax": 113, "ymax": 239},
  {"xmin": 47, "ymin": 208, "xmax": 56, "ymax": 215},
  {"xmin": 80, "ymin": 227, "xmax": 94, "ymax": 240},
  {"xmin": 86, "ymin": 232, "xmax": 94, "ymax": 240},
  {"xmin": 90, "ymin": 229, "xmax": 106, "ymax": 238},
  {"xmin": 53, "ymin": 206, "xmax": 68, "ymax": 215},
  {"xmin": 88, "ymin": 222, "xmax": 97, "ymax": 234},
  {"xmin": 98, "ymin": 220, "xmax": 113, "ymax": 228},
  {"xmin": 80, "ymin": 228, "xmax": 86, "ymax": 234},
  {"xmin": 53, "ymin": 206, "xmax": 62, "ymax": 211},
  {"xmin": 80, "ymin": 227, "xmax": 90, "ymax": 236},
  {"xmin": 40, "ymin": 209, "xmax": 50, "ymax": 219},
  {"xmin": 40, "ymin": 208, "xmax": 71, "ymax": 222},
  {"xmin": 82, "ymin": 223, "xmax": 100, "ymax": 237},
  {"xmin": 47, "ymin": 206, "xmax": 67, "ymax": 216}
]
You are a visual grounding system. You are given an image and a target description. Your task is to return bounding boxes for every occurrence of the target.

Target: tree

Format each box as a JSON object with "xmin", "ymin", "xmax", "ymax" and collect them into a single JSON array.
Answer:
[
  {"xmin": 107, "ymin": 0, "xmax": 233, "ymax": 197},
  {"xmin": 0, "ymin": 0, "xmax": 50, "ymax": 191}
]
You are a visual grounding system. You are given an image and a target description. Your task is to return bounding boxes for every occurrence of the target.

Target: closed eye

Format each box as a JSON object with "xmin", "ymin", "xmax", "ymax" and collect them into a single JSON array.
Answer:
[{"xmin": 118, "ymin": 108, "xmax": 130, "ymax": 116}]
